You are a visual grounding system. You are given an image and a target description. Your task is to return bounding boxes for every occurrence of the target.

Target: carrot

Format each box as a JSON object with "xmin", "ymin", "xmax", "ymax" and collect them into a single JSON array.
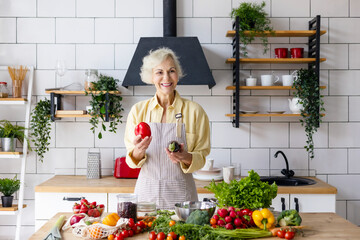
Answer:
[{"xmin": 270, "ymin": 226, "xmax": 307, "ymax": 236}]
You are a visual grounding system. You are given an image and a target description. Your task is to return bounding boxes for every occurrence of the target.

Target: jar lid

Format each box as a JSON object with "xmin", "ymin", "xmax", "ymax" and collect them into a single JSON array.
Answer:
[
  {"xmin": 0, "ymin": 82, "xmax": 7, "ymax": 85},
  {"xmin": 137, "ymin": 201, "xmax": 156, "ymax": 211}
]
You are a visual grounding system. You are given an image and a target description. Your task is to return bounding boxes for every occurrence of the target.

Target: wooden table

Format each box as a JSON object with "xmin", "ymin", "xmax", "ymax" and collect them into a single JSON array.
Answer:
[{"xmin": 30, "ymin": 212, "xmax": 360, "ymax": 240}]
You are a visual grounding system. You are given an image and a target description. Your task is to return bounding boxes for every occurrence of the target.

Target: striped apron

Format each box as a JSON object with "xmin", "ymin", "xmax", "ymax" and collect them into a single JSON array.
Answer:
[{"xmin": 134, "ymin": 110, "xmax": 198, "ymax": 209}]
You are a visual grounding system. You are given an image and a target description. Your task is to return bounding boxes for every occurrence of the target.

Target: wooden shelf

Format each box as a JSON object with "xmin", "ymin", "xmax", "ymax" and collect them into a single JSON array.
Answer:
[
  {"xmin": 0, "ymin": 204, "xmax": 27, "ymax": 211},
  {"xmin": 45, "ymin": 90, "xmax": 121, "ymax": 95},
  {"xmin": 226, "ymin": 86, "xmax": 326, "ymax": 90},
  {"xmin": 0, "ymin": 98, "xmax": 27, "ymax": 101},
  {"xmin": 0, "ymin": 98, "xmax": 27, "ymax": 105},
  {"xmin": 226, "ymin": 58, "xmax": 326, "ymax": 64},
  {"xmin": 55, "ymin": 114, "xmax": 90, "ymax": 118},
  {"xmin": 0, "ymin": 152, "xmax": 23, "ymax": 158},
  {"xmin": 226, "ymin": 30, "xmax": 327, "ymax": 38},
  {"xmin": 226, "ymin": 113, "xmax": 325, "ymax": 117}
]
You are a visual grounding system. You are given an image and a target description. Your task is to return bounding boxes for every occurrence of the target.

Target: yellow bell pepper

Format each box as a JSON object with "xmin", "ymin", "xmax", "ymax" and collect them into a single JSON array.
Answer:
[
  {"xmin": 102, "ymin": 213, "xmax": 120, "ymax": 226},
  {"xmin": 252, "ymin": 208, "xmax": 275, "ymax": 230}
]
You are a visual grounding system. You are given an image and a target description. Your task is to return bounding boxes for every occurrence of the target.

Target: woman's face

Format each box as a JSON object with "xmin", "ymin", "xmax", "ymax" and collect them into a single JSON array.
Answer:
[{"xmin": 152, "ymin": 57, "xmax": 179, "ymax": 96}]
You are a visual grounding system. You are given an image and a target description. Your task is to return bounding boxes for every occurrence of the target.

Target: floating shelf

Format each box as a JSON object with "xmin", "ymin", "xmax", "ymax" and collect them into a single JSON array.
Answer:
[
  {"xmin": 0, "ymin": 98, "xmax": 27, "ymax": 105},
  {"xmin": 0, "ymin": 204, "xmax": 27, "ymax": 216},
  {"xmin": 226, "ymin": 30, "xmax": 327, "ymax": 38},
  {"xmin": 226, "ymin": 113, "xmax": 325, "ymax": 117},
  {"xmin": 55, "ymin": 114, "xmax": 90, "ymax": 118},
  {"xmin": 0, "ymin": 152, "xmax": 23, "ymax": 158},
  {"xmin": 45, "ymin": 90, "xmax": 121, "ymax": 95},
  {"xmin": 226, "ymin": 86, "xmax": 326, "ymax": 90},
  {"xmin": 226, "ymin": 58, "xmax": 326, "ymax": 64}
]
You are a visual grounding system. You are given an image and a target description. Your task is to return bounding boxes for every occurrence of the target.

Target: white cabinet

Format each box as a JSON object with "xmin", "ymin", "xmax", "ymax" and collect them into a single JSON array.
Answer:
[
  {"xmin": 35, "ymin": 192, "xmax": 107, "ymax": 231},
  {"xmin": 271, "ymin": 194, "xmax": 336, "ymax": 213}
]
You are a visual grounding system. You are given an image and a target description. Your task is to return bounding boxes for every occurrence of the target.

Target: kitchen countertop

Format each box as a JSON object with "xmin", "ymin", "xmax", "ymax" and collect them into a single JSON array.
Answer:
[
  {"xmin": 30, "ymin": 212, "xmax": 360, "ymax": 240},
  {"xmin": 35, "ymin": 175, "xmax": 337, "ymax": 194}
]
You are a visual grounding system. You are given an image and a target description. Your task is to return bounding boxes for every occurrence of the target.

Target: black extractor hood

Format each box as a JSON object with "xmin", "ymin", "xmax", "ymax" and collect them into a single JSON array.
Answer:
[{"xmin": 122, "ymin": 0, "xmax": 216, "ymax": 89}]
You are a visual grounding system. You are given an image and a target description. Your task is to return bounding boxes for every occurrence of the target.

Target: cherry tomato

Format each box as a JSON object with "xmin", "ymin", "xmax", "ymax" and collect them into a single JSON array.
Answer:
[
  {"xmin": 285, "ymin": 231, "xmax": 295, "ymax": 240},
  {"xmin": 178, "ymin": 236, "xmax": 186, "ymax": 240},
  {"xmin": 128, "ymin": 219, "xmax": 135, "ymax": 228},
  {"xmin": 166, "ymin": 237, "xmax": 173, "ymax": 240},
  {"xmin": 276, "ymin": 229, "xmax": 286, "ymax": 238},
  {"xmin": 210, "ymin": 218, "xmax": 217, "ymax": 225},
  {"xmin": 168, "ymin": 232, "xmax": 177, "ymax": 239},
  {"xmin": 108, "ymin": 234, "xmax": 115, "ymax": 240},
  {"xmin": 157, "ymin": 232, "xmax": 166, "ymax": 240},
  {"xmin": 136, "ymin": 221, "xmax": 147, "ymax": 229},
  {"xmin": 149, "ymin": 231, "xmax": 157, "ymax": 240},
  {"xmin": 169, "ymin": 220, "xmax": 176, "ymax": 227},
  {"xmin": 128, "ymin": 229, "xmax": 134, "ymax": 237},
  {"xmin": 148, "ymin": 221, "xmax": 153, "ymax": 227},
  {"xmin": 115, "ymin": 235, "xmax": 124, "ymax": 240},
  {"xmin": 121, "ymin": 230, "xmax": 129, "ymax": 238},
  {"xmin": 135, "ymin": 122, "xmax": 151, "ymax": 139}
]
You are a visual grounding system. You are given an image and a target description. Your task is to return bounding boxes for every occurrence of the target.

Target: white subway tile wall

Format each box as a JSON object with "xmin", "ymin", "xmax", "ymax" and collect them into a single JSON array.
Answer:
[{"xmin": 1, "ymin": 0, "xmax": 360, "ymax": 237}]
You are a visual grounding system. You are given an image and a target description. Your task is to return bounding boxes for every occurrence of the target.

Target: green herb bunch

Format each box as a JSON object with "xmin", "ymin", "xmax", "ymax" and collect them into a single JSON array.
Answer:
[
  {"xmin": 205, "ymin": 170, "xmax": 277, "ymax": 209},
  {"xmin": 0, "ymin": 176, "xmax": 20, "ymax": 196},
  {"xmin": 0, "ymin": 120, "xmax": 30, "ymax": 150},
  {"xmin": 85, "ymin": 74, "xmax": 124, "ymax": 139},
  {"xmin": 230, "ymin": 1, "xmax": 273, "ymax": 57},
  {"xmin": 293, "ymin": 69, "xmax": 325, "ymax": 159},
  {"xmin": 30, "ymin": 99, "xmax": 52, "ymax": 162}
]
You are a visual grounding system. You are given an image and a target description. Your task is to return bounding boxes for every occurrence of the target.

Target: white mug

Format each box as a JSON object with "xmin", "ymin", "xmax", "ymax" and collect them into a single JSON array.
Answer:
[
  {"xmin": 223, "ymin": 166, "xmax": 235, "ymax": 183},
  {"xmin": 261, "ymin": 74, "xmax": 280, "ymax": 86},
  {"xmin": 282, "ymin": 71, "xmax": 298, "ymax": 86},
  {"xmin": 246, "ymin": 77, "xmax": 257, "ymax": 86}
]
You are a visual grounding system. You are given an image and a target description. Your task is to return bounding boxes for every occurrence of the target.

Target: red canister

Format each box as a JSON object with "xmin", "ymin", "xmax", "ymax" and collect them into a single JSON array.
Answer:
[
  {"xmin": 291, "ymin": 48, "xmax": 304, "ymax": 58},
  {"xmin": 114, "ymin": 157, "xmax": 141, "ymax": 178},
  {"xmin": 275, "ymin": 48, "xmax": 288, "ymax": 58}
]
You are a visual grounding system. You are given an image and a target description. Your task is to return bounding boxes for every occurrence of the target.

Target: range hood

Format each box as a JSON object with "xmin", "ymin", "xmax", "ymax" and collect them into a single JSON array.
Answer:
[{"xmin": 122, "ymin": 0, "xmax": 216, "ymax": 89}]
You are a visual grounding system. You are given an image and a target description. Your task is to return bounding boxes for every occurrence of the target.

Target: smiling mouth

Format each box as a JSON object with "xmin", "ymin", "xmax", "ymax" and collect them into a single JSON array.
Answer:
[{"xmin": 161, "ymin": 83, "xmax": 173, "ymax": 87}]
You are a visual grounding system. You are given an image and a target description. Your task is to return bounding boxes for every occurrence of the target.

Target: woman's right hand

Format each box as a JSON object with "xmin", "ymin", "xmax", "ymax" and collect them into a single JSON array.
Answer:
[{"xmin": 132, "ymin": 135, "xmax": 152, "ymax": 161}]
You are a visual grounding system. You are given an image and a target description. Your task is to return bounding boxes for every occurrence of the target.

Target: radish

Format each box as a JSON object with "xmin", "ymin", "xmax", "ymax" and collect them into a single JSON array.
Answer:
[
  {"xmin": 229, "ymin": 210, "xmax": 237, "ymax": 218},
  {"xmin": 225, "ymin": 216, "xmax": 233, "ymax": 223},
  {"xmin": 217, "ymin": 208, "xmax": 228, "ymax": 218},
  {"xmin": 225, "ymin": 223, "xmax": 234, "ymax": 230}
]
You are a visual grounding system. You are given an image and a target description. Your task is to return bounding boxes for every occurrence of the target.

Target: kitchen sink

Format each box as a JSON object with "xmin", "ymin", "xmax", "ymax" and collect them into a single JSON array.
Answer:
[{"xmin": 260, "ymin": 176, "xmax": 316, "ymax": 186}]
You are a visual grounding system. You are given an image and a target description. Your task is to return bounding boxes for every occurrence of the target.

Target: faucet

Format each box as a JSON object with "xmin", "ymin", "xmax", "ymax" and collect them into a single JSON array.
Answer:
[{"xmin": 274, "ymin": 151, "xmax": 295, "ymax": 178}]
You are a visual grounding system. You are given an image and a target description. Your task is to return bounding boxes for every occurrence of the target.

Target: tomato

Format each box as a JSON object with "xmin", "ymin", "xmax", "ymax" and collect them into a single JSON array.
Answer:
[
  {"xmin": 210, "ymin": 218, "xmax": 217, "ymax": 225},
  {"xmin": 128, "ymin": 218, "xmax": 135, "ymax": 228},
  {"xmin": 136, "ymin": 221, "xmax": 146, "ymax": 229},
  {"xmin": 108, "ymin": 234, "xmax": 115, "ymax": 240},
  {"xmin": 178, "ymin": 236, "xmax": 186, "ymax": 240},
  {"xmin": 157, "ymin": 232, "xmax": 166, "ymax": 240},
  {"xmin": 115, "ymin": 235, "xmax": 124, "ymax": 240},
  {"xmin": 148, "ymin": 221, "xmax": 153, "ymax": 227},
  {"xmin": 276, "ymin": 229, "xmax": 286, "ymax": 238},
  {"xmin": 120, "ymin": 230, "xmax": 129, "ymax": 238},
  {"xmin": 128, "ymin": 229, "xmax": 134, "ymax": 237},
  {"xmin": 168, "ymin": 232, "xmax": 177, "ymax": 239},
  {"xmin": 285, "ymin": 231, "xmax": 295, "ymax": 240},
  {"xmin": 135, "ymin": 122, "xmax": 151, "ymax": 139},
  {"xmin": 169, "ymin": 220, "xmax": 176, "ymax": 227},
  {"xmin": 149, "ymin": 231, "xmax": 157, "ymax": 240},
  {"xmin": 166, "ymin": 237, "xmax": 173, "ymax": 240}
]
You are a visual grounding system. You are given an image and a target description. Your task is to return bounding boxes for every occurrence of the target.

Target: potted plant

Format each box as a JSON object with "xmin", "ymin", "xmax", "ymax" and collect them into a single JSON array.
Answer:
[
  {"xmin": 30, "ymin": 99, "xmax": 52, "ymax": 162},
  {"xmin": 292, "ymin": 69, "xmax": 325, "ymax": 159},
  {"xmin": 0, "ymin": 120, "xmax": 30, "ymax": 152},
  {"xmin": 0, "ymin": 176, "xmax": 20, "ymax": 207},
  {"xmin": 85, "ymin": 74, "xmax": 124, "ymax": 139},
  {"xmin": 230, "ymin": 1, "xmax": 274, "ymax": 57}
]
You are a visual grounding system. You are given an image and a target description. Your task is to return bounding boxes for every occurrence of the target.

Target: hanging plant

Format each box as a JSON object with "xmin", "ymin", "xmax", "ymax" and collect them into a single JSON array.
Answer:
[
  {"xmin": 30, "ymin": 99, "xmax": 52, "ymax": 162},
  {"xmin": 85, "ymin": 74, "xmax": 124, "ymax": 139},
  {"xmin": 293, "ymin": 69, "xmax": 325, "ymax": 159},
  {"xmin": 230, "ymin": 1, "xmax": 274, "ymax": 57}
]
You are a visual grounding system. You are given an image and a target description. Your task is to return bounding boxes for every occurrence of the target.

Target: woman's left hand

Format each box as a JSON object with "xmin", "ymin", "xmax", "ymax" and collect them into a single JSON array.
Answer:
[{"xmin": 165, "ymin": 143, "xmax": 192, "ymax": 166}]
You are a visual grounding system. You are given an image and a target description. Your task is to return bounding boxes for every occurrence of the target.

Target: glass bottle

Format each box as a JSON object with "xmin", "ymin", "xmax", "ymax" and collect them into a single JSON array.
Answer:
[
  {"xmin": 84, "ymin": 69, "xmax": 98, "ymax": 91},
  {"xmin": 117, "ymin": 193, "xmax": 137, "ymax": 221},
  {"xmin": 0, "ymin": 82, "xmax": 9, "ymax": 98}
]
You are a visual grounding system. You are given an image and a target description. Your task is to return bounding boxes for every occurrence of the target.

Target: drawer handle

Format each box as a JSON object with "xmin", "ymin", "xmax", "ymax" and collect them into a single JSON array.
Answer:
[
  {"xmin": 294, "ymin": 197, "xmax": 299, "ymax": 212},
  {"xmin": 63, "ymin": 197, "xmax": 84, "ymax": 201},
  {"xmin": 281, "ymin": 197, "xmax": 286, "ymax": 211}
]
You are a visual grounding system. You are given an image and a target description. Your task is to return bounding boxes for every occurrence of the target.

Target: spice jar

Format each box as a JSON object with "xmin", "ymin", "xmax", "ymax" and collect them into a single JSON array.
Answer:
[
  {"xmin": 0, "ymin": 82, "xmax": 9, "ymax": 98},
  {"xmin": 84, "ymin": 69, "xmax": 98, "ymax": 91},
  {"xmin": 117, "ymin": 193, "xmax": 137, "ymax": 221},
  {"xmin": 137, "ymin": 202, "xmax": 156, "ymax": 220}
]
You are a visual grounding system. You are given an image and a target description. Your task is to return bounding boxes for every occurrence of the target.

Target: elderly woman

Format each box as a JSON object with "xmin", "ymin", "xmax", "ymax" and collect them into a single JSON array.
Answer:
[{"xmin": 124, "ymin": 47, "xmax": 211, "ymax": 209}]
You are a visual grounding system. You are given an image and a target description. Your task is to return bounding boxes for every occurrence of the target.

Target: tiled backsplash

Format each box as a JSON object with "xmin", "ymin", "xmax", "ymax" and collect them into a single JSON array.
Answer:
[{"xmin": 0, "ymin": 0, "xmax": 360, "ymax": 238}]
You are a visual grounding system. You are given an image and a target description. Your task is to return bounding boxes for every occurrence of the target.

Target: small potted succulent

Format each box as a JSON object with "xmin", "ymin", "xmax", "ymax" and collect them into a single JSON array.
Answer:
[
  {"xmin": 0, "ymin": 176, "xmax": 20, "ymax": 207},
  {"xmin": 0, "ymin": 120, "xmax": 30, "ymax": 152}
]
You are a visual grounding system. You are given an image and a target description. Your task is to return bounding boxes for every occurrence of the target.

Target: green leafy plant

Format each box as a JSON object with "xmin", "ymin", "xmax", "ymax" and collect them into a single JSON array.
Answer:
[
  {"xmin": 30, "ymin": 99, "xmax": 52, "ymax": 162},
  {"xmin": 205, "ymin": 170, "xmax": 277, "ymax": 209},
  {"xmin": 85, "ymin": 74, "xmax": 124, "ymax": 139},
  {"xmin": 0, "ymin": 176, "xmax": 20, "ymax": 196},
  {"xmin": 230, "ymin": 1, "xmax": 274, "ymax": 57},
  {"xmin": 0, "ymin": 120, "xmax": 30, "ymax": 150},
  {"xmin": 293, "ymin": 69, "xmax": 325, "ymax": 159}
]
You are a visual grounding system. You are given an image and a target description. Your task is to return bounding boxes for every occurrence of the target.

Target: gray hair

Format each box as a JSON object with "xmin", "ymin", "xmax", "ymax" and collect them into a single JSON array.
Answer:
[{"xmin": 140, "ymin": 47, "xmax": 184, "ymax": 84}]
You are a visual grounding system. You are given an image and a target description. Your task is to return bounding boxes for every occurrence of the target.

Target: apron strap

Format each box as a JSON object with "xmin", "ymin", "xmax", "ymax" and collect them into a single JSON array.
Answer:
[{"xmin": 175, "ymin": 113, "xmax": 182, "ymax": 138}]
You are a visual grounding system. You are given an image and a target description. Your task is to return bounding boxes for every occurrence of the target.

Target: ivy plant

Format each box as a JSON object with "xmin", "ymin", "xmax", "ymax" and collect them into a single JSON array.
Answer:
[
  {"xmin": 30, "ymin": 99, "xmax": 51, "ymax": 162},
  {"xmin": 230, "ymin": 1, "xmax": 274, "ymax": 57},
  {"xmin": 85, "ymin": 74, "xmax": 124, "ymax": 139},
  {"xmin": 293, "ymin": 69, "xmax": 325, "ymax": 159}
]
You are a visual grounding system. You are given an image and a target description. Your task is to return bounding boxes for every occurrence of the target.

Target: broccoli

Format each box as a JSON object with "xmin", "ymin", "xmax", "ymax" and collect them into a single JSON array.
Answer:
[
  {"xmin": 277, "ymin": 209, "xmax": 302, "ymax": 227},
  {"xmin": 185, "ymin": 210, "xmax": 210, "ymax": 226}
]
